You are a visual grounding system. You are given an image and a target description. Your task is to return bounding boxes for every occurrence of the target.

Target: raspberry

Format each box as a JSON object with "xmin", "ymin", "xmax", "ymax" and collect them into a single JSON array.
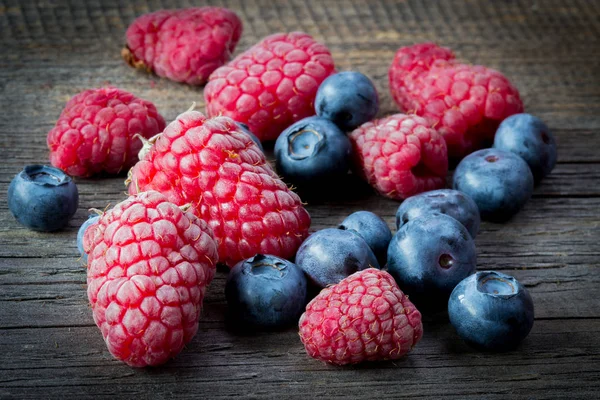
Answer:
[
  {"xmin": 47, "ymin": 87, "xmax": 166, "ymax": 177},
  {"xmin": 348, "ymin": 114, "xmax": 448, "ymax": 201},
  {"xmin": 204, "ymin": 32, "xmax": 335, "ymax": 141},
  {"xmin": 82, "ymin": 191, "xmax": 218, "ymax": 367},
  {"xmin": 127, "ymin": 110, "xmax": 311, "ymax": 267},
  {"xmin": 299, "ymin": 268, "xmax": 423, "ymax": 365},
  {"xmin": 122, "ymin": 7, "xmax": 242, "ymax": 85},
  {"xmin": 389, "ymin": 43, "xmax": 524, "ymax": 160}
]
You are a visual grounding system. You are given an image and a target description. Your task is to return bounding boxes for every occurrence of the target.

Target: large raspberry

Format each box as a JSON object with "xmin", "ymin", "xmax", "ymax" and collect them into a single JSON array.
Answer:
[
  {"xmin": 299, "ymin": 268, "xmax": 423, "ymax": 365},
  {"xmin": 127, "ymin": 110, "xmax": 311, "ymax": 267},
  {"xmin": 47, "ymin": 87, "xmax": 166, "ymax": 177},
  {"xmin": 349, "ymin": 114, "xmax": 448, "ymax": 201},
  {"xmin": 204, "ymin": 32, "xmax": 335, "ymax": 142},
  {"xmin": 122, "ymin": 7, "xmax": 242, "ymax": 85},
  {"xmin": 389, "ymin": 43, "xmax": 523, "ymax": 160},
  {"xmin": 83, "ymin": 191, "xmax": 218, "ymax": 367}
]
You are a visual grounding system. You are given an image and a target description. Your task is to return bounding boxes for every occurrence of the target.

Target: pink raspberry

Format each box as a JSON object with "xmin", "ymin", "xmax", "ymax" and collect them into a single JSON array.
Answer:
[
  {"xmin": 299, "ymin": 268, "xmax": 423, "ymax": 365},
  {"xmin": 204, "ymin": 32, "xmax": 335, "ymax": 142},
  {"xmin": 127, "ymin": 110, "xmax": 311, "ymax": 267},
  {"xmin": 83, "ymin": 191, "xmax": 218, "ymax": 367},
  {"xmin": 389, "ymin": 43, "xmax": 524, "ymax": 160},
  {"xmin": 47, "ymin": 87, "xmax": 166, "ymax": 177},
  {"xmin": 349, "ymin": 114, "xmax": 448, "ymax": 201},
  {"xmin": 123, "ymin": 7, "xmax": 242, "ymax": 85}
]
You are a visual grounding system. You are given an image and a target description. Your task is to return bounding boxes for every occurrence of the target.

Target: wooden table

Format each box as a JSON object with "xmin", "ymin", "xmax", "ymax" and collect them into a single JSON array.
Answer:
[{"xmin": 1, "ymin": 0, "xmax": 599, "ymax": 398}]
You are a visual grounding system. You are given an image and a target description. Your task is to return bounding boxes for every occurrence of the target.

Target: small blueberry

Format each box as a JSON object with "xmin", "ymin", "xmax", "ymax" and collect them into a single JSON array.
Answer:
[
  {"xmin": 448, "ymin": 271, "xmax": 534, "ymax": 351},
  {"xmin": 225, "ymin": 254, "xmax": 307, "ymax": 329},
  {"xmin": 275, "ymin": 116, "xmax": 352, "ymax": 187},
  {"xmin": 338, "ymin": 211, "xmax": 392, "ymax": 267},
  {"xmin": 387, "ymin": 213, "xmax": 477, "ymax": 309},
  {"xmin": 295, "ymin": 228, "xmax": 380, "ymax": 289},
  {"xmin": 453, "ymin": 148, "xmax": 534, "ymax": 222},
  {"xmin": 77, "ymin": 214, "xmax": 100, "ymax": 264},
  {"xmin": 396, "ymin": 189, "xmax": 480, "ymax": 238},
  {"xmin": 315, "ymin": 71, "xmax": 379, "ymax": 131},
  {"xmin": 8, "ymin": 165, "xmax": 78, "ymax": 232},
  {"xmin": 493, "ymin": 113, "xmax": 557, "ymax": 183}
]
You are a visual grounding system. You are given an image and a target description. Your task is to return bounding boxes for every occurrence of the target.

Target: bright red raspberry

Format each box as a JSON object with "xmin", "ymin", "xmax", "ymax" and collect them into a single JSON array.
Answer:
[
  {"xmin": 127, "ymin": 110, "xmax": 311, "ymax": 267},
  {"xmin": 47, "ymin": 87, "xmax": 166, "ymax": 177},
  {"xmin": 389, "ymin": 43, "xmax": 524, "ymax": 160},
  {"xmin": 204, "ymin": 32, "xmax": 335, "ymax": 141},
  {"xmin": 123, "ymin": 7, "xmax": 242, "ymax": 85},
  {"xmin": 299, "ymin": 268, "xmax": 423, "ymax": 365},
  {"xmin": 349, "ymin": 114, "xmax": 448, "ymax": 201},
  {"xmin": 82, "ymin": 191, "xmax": 218, "ymax": 367}
]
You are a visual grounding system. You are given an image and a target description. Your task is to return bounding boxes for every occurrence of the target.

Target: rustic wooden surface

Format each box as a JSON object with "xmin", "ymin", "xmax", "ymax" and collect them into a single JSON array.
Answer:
[{"xmin": 1, "ymin": 0, "xmax": 600, "ymax": 398}]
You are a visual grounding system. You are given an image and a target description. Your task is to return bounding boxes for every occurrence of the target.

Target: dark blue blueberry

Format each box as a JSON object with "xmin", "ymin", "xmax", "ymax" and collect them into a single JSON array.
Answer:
[
  {"xmin": 295, "ymin": 228, "xmax": 380, "ymax": 288},
  {"xmin": 453, "ymin": 148, "xmax": 534, "ymax": 222},
  {"xmin": 448, "ymin": 271, "xmax": 534, "ymax": 351},
  {"xmin": 387, "ymin": 213, "xmax": 476, "ymax": 309},
  {"xmin": 235, "ymin": 122, "xmax": 264, "ymax": 152},
  {"xmin": 275, "ymin": 116, "xmax": 352, "ymax": 187},
  {"xmin": 493, "ymin": 113, "xmax": 557, "ymax": 183},
  {"xmin": 315, "ymin": 71, "xmax": 379, "ymax": 131},
  {"xmin": 8, "ymin": 165, "xmax": 78, "ymax": 232},
  {"xmin": 77, "ymin": 215, "xmax": 100, "ymax": 264},
  {"xmin": 225, "ymin": 254, "xmax": 307, "ymax": 329},
  {"xmin": 396, "ymin": 189, "xmax": 480, "ymax": 238},
  {"xmin": 338, "ymin": 211, "xmax": 392, "ymax": 267}
]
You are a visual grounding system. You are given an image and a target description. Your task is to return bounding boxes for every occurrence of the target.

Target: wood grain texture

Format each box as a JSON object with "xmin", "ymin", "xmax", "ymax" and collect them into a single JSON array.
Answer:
[{"xmin": 1, "ymin": 0, "xmax": 599, "ymax": 398}]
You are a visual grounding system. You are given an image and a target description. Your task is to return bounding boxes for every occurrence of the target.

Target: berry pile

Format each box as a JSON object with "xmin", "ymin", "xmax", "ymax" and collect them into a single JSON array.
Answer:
[{"xmin": 7, "ymin": 6, "xmax": 558, "ymax": 368}]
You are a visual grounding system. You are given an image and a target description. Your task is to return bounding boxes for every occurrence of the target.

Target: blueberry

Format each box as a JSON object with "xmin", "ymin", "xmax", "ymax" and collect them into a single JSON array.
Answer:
[
  {"xmin": 453, "ymin": 148, "xmax": 534, "ymax": 222},
  {"xmin": 235, "ymin": 122, "xmax": 264, "ymax": 152},
  {"xmin": 448, "ymin": 271, "xmax": 534, "ymax": 351},
  {"xmin": 295, "ymin": 228, "xmax": 380, "ymax": 289},
  {"xmin": 275, "ymin": 116, "xmax": 352, "ymax": 187},
  {"xmin": 77, "ymin": 214, "xmax": 100, "ymax": 264},
  {"xmin": 315, "ymin": 71, "xmax": 379, "ymax": 131},
  {"xmin": 338, "ymin": 211, "xmax": 392, "ymax": 266},
  {"xmin": 493, "ymin": 113, "xmax": 557, "ymax": 183},
  {"xmin": 387, "ymin": 213, "xmax": 476, "ymax": 308},
  {"xmin": 225, "ymin": 254, "xmax": 307, "ymax": 329},
  {"xmin": 396, "ymin": 189, "xmax": 480, "ymax": 238},
  {"xmin": 8, "ymin": 165, "xmax": 78, "ymax": 232}
]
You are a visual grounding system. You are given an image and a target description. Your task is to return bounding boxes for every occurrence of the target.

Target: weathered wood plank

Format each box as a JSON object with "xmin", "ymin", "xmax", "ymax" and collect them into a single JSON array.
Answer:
[
  {"xmin": 1, "ymin": 320, "xmax": 599, "ymax": 399},
  {"xmin": 1, "ymin": 196, "xmax": 599, "ymax": 259},
  {"xmin": 1, "ymin": 260, "xmax": 598, "ymax": 328},
  {"xmin": 11, "ymin": 261, "xmax": 600, "ymax": 324}
]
